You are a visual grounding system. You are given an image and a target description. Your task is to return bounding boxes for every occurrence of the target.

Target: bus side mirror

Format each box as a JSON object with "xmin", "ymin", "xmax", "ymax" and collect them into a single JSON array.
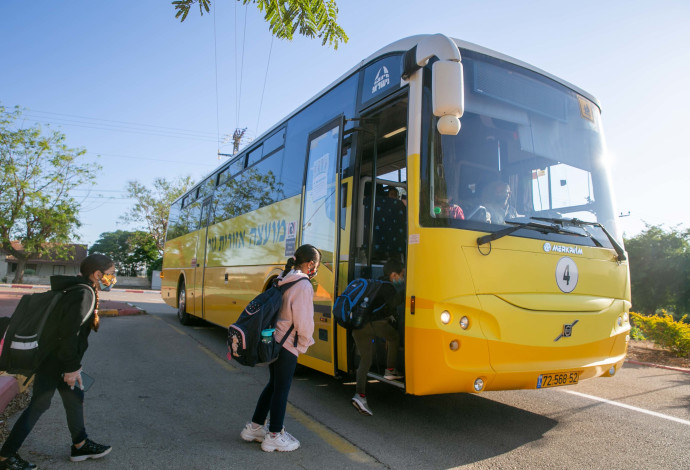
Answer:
[{"xmin": 432, "ymin": 60, "xmax": 464, "ymax": 135}]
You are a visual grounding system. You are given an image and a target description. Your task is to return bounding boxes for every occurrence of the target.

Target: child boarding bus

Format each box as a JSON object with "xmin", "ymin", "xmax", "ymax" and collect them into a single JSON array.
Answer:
[{"xmin": 161, "ymin": 34, "xmax": 631, "ymax": 395}]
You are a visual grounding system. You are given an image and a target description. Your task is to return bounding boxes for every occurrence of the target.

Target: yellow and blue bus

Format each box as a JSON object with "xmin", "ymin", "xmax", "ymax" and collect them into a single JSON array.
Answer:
[{"xmin": 161, "ymin": 34, "xmax": 631, "ymax": 395}]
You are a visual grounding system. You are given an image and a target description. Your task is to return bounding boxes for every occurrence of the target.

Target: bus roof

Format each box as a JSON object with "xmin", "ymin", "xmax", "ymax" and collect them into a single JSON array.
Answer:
[
  {"xmin": 186, "ymin": 34, "xmax": 601, "ymax": 201},
  {"xmin": 252, "ymin": 34, "xmax": 601, "ymax": 154}
]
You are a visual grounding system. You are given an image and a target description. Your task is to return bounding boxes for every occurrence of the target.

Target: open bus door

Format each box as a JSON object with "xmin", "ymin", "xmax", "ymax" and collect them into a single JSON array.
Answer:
[
  {"xmin": 298, "ymin": 117, "xmax": 346, "ymax": 375},
  {"xmin": 348, "ymin": 94, "xmax": 408, "ymax": 387}
]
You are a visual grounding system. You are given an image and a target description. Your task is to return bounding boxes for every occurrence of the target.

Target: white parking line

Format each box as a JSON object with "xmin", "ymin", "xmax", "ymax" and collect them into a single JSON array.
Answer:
[{"xmin": 561, "ymin": 390, "xmax": 690, "ymax": 426}]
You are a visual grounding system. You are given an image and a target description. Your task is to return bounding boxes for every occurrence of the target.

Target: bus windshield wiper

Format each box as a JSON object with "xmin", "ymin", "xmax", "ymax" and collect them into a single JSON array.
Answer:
[
  {"xmin": 476, "ymin": 221, "xmax": 585, "ymax": 246},
  {"xmin": 531, "ymin": 217, "xmax": 627, "ymax": 262}
]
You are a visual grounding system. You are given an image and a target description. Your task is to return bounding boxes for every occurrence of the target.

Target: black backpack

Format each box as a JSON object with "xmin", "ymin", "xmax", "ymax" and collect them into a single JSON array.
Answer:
[
  {"xmin": 0, "ymin": 285, "xmax": 95, "ymax": 382},
  {"xmin": 332, "ymin": 278, "xmax": 392, "ymax": 329},
  {"xmin": 227, "ymin": 278, "xmax": 309, "ymax": 367}
]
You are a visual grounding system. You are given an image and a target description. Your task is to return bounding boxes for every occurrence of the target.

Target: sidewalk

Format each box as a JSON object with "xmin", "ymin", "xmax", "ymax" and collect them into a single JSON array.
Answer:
[{"xmin": 0, "ymin": 287, "xmax": 146, "ymax": 413}]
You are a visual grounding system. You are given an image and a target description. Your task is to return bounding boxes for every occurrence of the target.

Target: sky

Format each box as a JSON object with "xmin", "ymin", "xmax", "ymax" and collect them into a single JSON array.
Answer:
[{"xmin": 2, "ymin": 0, "xmax": 689, "ymax": 247}]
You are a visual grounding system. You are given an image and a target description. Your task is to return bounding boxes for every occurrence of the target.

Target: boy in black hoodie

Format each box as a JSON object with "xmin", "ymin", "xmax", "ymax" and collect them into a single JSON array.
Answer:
[{"xmin": 0, "ymin": 254, "xmax": 115, "ymax": 470}]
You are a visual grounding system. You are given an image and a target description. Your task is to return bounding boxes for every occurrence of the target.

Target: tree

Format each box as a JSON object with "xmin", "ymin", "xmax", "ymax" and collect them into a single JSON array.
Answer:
[
  {"xmin": 121, "ymin": 176, "xmax": 196, "ymax": 256},
  {"xmin": 0, "ymin": 105, "xmax": 100, "ymax": 283},
  {"xmin": 625, "ymin": 224, "xmax": 690, "ymax": 318},
  {"xmin": 172, "ymin": 0, "xmax": 348, "ymax": 49},
  {"xmin": 90, "ymin": 230, "xmax": 159, "ymax": 277}
]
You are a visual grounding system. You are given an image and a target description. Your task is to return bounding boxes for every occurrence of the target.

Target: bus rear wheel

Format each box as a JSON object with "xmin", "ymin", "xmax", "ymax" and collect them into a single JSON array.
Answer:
[{"xmin": 177, "ymin": 282, "xmax": 193, "ymax": 325}]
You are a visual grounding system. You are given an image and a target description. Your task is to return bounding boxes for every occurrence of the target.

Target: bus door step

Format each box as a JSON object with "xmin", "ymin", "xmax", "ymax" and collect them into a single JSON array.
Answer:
[{"xmin": 367, "ymin": 372, "xmax": 405, "ymax": 389}]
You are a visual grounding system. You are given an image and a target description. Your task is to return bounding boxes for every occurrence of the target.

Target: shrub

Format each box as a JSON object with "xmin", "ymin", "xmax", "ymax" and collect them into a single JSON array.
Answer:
[
  {"xmin": 630, "ymin": 311, "xmax": 690, "ymax": 357},
  {"xmin": 630, "ymin": 324, "xmax": 646, "ymax": 341}
]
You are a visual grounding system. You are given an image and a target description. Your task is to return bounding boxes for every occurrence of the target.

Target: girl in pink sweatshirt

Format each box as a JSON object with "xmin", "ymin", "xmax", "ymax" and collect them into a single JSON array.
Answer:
[{"xmin": 240, "ymin": 244, "xmax": 321, "ymax": 452}]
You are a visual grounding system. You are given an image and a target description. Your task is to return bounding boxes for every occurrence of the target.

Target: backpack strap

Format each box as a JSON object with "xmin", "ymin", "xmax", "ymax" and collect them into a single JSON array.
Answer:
[
  {"xmin": 277, "ymin": 277, "xmax": 310, "ymax": 292},
  {"xmin": 276, "ymin": 277, "xmax": 310, "ymax": 349},
  {"xmin": 277, "ymin": 325, "xmax": 295, "ymax": 347},
  {"xmin": 62, "ymin": 284, "xmax": 96, "ymax": 325}
]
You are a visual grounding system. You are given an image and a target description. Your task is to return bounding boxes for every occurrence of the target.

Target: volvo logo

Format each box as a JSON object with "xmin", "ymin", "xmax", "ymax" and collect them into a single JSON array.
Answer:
[{"xmin": 554, "ymin": 320, "xmax": 579, "ymax": 342}]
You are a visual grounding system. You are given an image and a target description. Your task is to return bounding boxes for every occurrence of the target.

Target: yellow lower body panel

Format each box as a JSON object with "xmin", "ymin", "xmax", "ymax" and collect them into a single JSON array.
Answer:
[
  {"xmin": 405, "ymin": 327, "xmax": 629, "ymax": 395},
  {"xmin": 405, "ymin": 327, "xmax": 494, "ymax": 395}
]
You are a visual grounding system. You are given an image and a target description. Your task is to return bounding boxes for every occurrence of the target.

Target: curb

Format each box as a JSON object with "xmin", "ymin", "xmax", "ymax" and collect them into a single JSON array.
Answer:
[
  {"xmin": 0, "ymin": 284, "xmax": 161, "ymax": 294},
  {"xmin": 0, "ymin": 375, "xmax": 19, "ymax": 413},
  {"xmin": 100, "ymin": 303, "xmax": 146, "ymax": 317},
  {"xmin": 625, "ymin": 359, "xmax": 690, "ymax": 374}
]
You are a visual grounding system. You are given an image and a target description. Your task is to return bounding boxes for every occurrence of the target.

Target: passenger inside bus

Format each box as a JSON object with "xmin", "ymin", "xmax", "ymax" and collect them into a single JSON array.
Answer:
[{"xmin": 351, "ymin": 259, "xmax": 405, "ymax": 416}]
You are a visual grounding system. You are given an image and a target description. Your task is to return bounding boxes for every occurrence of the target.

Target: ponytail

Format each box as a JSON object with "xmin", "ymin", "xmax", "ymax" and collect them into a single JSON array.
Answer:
[{"xmin": 281, "ymin": 244, "xmax": 321, "ymax": 277}]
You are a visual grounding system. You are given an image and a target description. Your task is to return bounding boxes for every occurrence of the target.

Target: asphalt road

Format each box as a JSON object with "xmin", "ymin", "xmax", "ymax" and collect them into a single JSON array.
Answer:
[{"xmin": 4, "ymin": 289, "xmax": 690, "ymax": 469}]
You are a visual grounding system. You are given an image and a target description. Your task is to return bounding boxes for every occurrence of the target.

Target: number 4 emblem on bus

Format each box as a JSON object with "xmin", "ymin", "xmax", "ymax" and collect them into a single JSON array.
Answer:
[{"xmin": 554, "ymin": 320, "xmax": 579, "ymax": 342}]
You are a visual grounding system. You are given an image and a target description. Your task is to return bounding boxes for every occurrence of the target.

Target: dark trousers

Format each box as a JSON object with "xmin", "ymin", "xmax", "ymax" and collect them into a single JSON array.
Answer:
[
  {"xmin": 251, "ymin": 347, "xmax": 298, "ymax": 433},
  {"xmin": 0, "ymin": 369, "xmax": 87, "ymax": 457},
  {"xmin": 352, "ymin": 319, "xmax": 399, "ymax": 395}
]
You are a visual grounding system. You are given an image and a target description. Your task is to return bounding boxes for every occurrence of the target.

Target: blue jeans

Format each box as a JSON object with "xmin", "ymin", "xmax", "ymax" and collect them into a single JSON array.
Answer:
[
  {"xmin": 0, "ymin": 369, "xmax": 87, "ymax": 457},
  {"xmin": 251, "ymin": 348, "xmax": 297, "ymax": 433}
]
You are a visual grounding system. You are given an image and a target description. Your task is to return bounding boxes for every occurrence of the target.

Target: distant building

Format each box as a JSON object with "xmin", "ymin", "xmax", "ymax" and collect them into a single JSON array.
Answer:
[{"xmin": 1, "ymin": 241, "xmax": 87, "ymax": 284}]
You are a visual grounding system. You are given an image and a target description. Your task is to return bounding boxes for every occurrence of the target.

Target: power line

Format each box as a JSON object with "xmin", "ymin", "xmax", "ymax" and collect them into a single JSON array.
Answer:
[
  {"xmin": 22, "ymin": 114, "xmax": 220, "ymax": 143},
  {"xmin": 21, "ymin": 109, "xmax": 218, "ymax": 138},
  {"xmin": 238, "ymin": 5, "xmax": 248, "ymax": 128},
  {"xmin": 256, "ymin": 35, "xmax": 274, "ymax": 134},
  {"xmin": 212, "ymin": 1, "xmax": 221, "ymax": 157},
  {"xmin": 82, "ymin": 151, "xmax": 217, "ymax": 167}
]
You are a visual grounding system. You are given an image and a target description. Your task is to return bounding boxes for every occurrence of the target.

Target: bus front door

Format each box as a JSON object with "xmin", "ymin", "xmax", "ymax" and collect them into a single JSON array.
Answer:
[{"xmin": 299, "ymin": 118, "xmax": 344, "ymax": 375}]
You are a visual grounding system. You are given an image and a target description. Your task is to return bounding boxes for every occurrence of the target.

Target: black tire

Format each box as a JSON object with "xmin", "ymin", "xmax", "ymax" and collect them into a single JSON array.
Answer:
[{"xmin": 177, "ymin": 282, "xmax": 193, "ymax": 325}]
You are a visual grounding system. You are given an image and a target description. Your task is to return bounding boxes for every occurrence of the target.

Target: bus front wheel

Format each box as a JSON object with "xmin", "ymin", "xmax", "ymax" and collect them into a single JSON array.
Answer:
[{"xmin": 177, "ymin": 282, "xmax": 193, "ymax": 325}]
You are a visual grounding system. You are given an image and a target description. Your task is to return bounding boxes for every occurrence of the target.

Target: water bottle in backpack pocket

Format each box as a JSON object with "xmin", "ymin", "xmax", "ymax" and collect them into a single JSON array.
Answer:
[{"xmin": 227, "ymin": 278, "xmax": 308, "ymax": 367}]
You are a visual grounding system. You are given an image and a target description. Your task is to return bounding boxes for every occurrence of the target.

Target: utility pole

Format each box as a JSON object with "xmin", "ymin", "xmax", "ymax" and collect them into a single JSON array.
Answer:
[{"xmin": 232, "ymin": 128, "xmax": 247, "ymax": 155}]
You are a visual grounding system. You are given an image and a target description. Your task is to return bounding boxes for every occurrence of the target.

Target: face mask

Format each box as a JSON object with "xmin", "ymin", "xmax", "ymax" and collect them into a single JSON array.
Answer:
[
  {"xmin": 392, "ymin": 279, "xmax": 405, "ymax": 288},
  {"xmin": 307, "ymin": 266, "xmax": 318, "ymax": 279},
  {"xmin": 99, "ymin": 273, "xmax": 117, "ymax": 291}
]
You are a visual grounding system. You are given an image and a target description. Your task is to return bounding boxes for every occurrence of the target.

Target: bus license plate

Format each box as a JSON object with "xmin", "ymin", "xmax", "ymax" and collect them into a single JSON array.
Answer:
[{"xmin": 536, "ymin": 371, "xmax": 579, "ymax": 389}]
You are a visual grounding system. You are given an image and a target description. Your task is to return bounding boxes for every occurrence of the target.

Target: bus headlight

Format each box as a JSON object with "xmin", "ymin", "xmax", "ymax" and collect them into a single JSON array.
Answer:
[
  {"xmin": 459, "ymin": 316, "xmax": 469, "ymax": 330},
  {"xmin": 623, "ymin": 312, "xmax": 629, "ymax": 322},
  {"xmin": 609, "ymin": 366, "xmax": 616, "ymax": 376},
  {"xmin": 440, "ymin": 311, "xmax": 451, "ymax": 324},
  {"xmin": 617, "ymin": 317, "xmax": 623, "ymax": 327},
  {"xmin": 474, "ymin": 378, "xmax": 484, "ymax": 392}
]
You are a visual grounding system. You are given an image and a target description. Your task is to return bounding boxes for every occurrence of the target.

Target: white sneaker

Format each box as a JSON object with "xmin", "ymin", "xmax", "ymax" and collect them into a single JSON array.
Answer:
[
  {"xmin": 384, "ymin": 368, "xmax": 403, "ymax": 380},
  {"xmin": 261, "ymin": 429, "xmax": 300, "ymax": 452},
  {"xmin": 240, "ymin": 422, "xmax": 268, "ymax": 442},
  {"xmin": 351, "ymin": 394, "xmax": 373, "ymax": 416}
]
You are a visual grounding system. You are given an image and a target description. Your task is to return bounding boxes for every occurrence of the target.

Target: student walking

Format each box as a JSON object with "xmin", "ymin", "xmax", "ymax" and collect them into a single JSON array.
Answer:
[
  {"xmin": 0, "ymin": 254, "xmax": 115, "ymax": 470},
  {"xmin": 240, "ymin": 244, "xmax": 321, "ymax": 452}
]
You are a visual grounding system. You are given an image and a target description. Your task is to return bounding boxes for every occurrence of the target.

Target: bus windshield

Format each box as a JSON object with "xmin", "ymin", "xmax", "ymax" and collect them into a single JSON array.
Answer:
[{"xmin": 425, "ymin": 50, "xmax": 621, "ymax": 245}]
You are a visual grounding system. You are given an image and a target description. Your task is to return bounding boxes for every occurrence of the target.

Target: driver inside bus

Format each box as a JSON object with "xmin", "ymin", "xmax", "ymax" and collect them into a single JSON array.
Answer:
[{"xmin": 480, "ymin": 180, "xmax": 517, "ymax": 225}]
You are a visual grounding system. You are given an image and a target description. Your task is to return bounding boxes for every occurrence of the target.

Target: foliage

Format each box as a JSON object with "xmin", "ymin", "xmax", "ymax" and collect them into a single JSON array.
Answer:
[
  {"xmin": 630, "ymin": 311, "xmax": 690, "ymax": 357},
  {"xmin": 121, "ymin": 176, "xmax": 195, "ymax": 256},
  {"xmin": 625, "ymin": 224, "xmax": 690, "ymax": 318},
  {"xmin": 147, "ymin": 256, "xmax": 163, "ymax": 280},
  {"xmin": 0, "ymin": 104, "xmax": 100, "ymax": 283},
  {"xmin": 213, "ymin": 168, "xmax": 284, "ymax": 221},
  {"xmin": 171, "ymin": 0, "xmax": 348, "ymax": 49},
  {"xmin": 90, "ymin": 230, "xmax": 159, "ymax": 277},
  {"xmin": 629, "ymin": 324, "xmax": 646, "ymax": 341}
]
